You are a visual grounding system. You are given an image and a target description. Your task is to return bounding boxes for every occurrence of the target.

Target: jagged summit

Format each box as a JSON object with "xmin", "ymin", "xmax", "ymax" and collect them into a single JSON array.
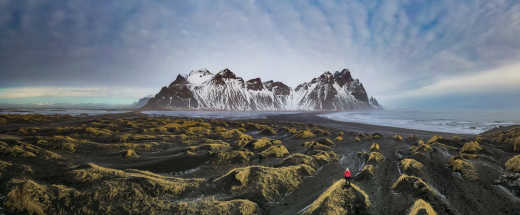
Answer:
[{"xmin": 144, "ymin": 68, "xmax": 381, "ymax": 111}]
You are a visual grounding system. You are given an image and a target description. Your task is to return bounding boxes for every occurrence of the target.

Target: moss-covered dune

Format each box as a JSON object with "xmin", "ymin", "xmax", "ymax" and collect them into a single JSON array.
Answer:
[
  {"xmin": 215, "ymin": 165, "xmax": 316, "ymax": 203},
  {"xmin": 2, "ymin": 113, "xmax": 520, "ymax": 215},
  {"xmin": 301, "ymin": 180, "xmax": 370, "ymax": 215}
]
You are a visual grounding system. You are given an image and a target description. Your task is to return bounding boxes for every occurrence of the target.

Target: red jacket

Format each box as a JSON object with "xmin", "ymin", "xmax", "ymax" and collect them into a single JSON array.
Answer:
[{"xmin": 344, "ymin": 169, "xmax": 351, "ymax": 178}]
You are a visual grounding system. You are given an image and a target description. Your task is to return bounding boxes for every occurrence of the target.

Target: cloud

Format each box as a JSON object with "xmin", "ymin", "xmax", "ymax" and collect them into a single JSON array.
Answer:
[
  {"xmin": 0, "ymin": 87, "xmax": 153, "ymax": 99},
  {"xmin": 388, "ymin": 62, "xmax": 520, "ymax": 99},
  {"xmin": 0, "ymin": 0, "xmax": 519, "ymax": 107}
]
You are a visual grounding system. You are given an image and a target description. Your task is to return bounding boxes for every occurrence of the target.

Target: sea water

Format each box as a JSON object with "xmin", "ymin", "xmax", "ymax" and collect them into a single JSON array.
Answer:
[
  {"xmin": 319, "ymin": 109, "xmax": 520, "ymax": 134},
  {"xmin": 0, "ymin": 108, "xmax": 129, "ymax": 116}
]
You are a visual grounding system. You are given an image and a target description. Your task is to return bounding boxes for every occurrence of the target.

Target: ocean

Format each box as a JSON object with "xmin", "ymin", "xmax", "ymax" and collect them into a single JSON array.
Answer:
[{"xmin": 318, "ymin": 109, "xmax": 520, "ymax": 134}]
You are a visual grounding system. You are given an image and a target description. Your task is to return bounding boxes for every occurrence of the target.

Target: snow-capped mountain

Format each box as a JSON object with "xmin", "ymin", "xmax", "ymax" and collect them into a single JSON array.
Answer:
[{"xmin": 143, "ymin": 68, "xmax": 380, "ymax": 111}]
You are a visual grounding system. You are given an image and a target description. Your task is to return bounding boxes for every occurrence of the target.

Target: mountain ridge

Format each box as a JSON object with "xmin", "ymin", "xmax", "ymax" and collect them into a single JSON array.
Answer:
[{"xmin": 143, "ymin": 68, "xmax": 380, "ymax": 111}]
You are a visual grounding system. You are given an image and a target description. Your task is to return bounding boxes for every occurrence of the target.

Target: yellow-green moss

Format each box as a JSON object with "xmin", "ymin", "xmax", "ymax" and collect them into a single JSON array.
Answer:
[
  {"xmin": 410, "ymin": 140, "xmax": 433, "ymax": 155},
  {"xmin": 460, "ymin": 141, "xmax": 482, "ymax": 154},
  {"xmin": 302, "ymin": 180, "xmax": 370, "ymax": 215},
  {"xmin": 281, "ymin": 153, "xmax": 319, "ymax": 169},
  {"xmin": 368, "ymin": 152, "xmax": 385, "ymax": 164},
  {"xmin": 449, "ymin": 157, "xmax": 478, "ymax": 180},
  {"xmin": 360, "ymin": 164, "xmax": 375, "ymax": 178},
  {"xmin": 310, "ymin": 150, "xmax": 339, "ymax": 166},
  {"xmin": 297, "ymin": 129, "xmax": 316, "ymax": 139},
  {"xmin": 251, "ymin": 137, "xmax": 273, "ymax": 150},
  {"xmin": 6, "ymin": 179, "xmax": 51, "ymax": 215},
  {"xmin": 260, "ymin": 145, "xmax": 289, "ymax": 158},
  {"xmin": 303, "ymin": 141, "xmax": 332, "ymax": 151},
  {"xmin": 391, "ymin": 134, "xmax": 402, "ymax": 141},
  {"xmin": 408, "ymin": 199, "xmax": 437, "ymax": 215},
  {"xmin": 400, "ymin": 159, "xmax": 424, "ymax": 173},
  {"xmin": 370, "ymin": 143, "xmax": 380, "ymax": 152},
  {"xmin": 121, "ymin": 148, "xmax": 139, "ymax": 159},
  {"xmin": 392, "ymin": 174, "xmax": 433, "ymax": 195},
  {"xmin": 505, "ymin": 155, "xmax": 520, "ymax": 172},
  {"xmin": 172, "ymin": 198, "xmax": 260, "ymax": 215},
  {"xmin": 215, "ymin": 150, "xmax": 255, "ymax": 164},
  {"xmin": 215, "ymin": 164, "xmax": 316, "ymax": 203},
  {"xmin": 426, "ymin": 136, "xmax": 442, "ymax": 144}
]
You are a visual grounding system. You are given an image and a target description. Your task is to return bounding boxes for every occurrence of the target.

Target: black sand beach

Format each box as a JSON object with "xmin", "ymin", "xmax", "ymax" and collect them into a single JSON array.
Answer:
[{"xmin": 1, "ymin": 112, "xmax": 519, "ymax": 215}]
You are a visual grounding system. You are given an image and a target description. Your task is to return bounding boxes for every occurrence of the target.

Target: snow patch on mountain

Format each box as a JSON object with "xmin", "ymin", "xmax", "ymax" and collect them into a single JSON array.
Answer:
[{"xmin": 144, "ymin": 68, "xmax": 381, "ymax": 111}]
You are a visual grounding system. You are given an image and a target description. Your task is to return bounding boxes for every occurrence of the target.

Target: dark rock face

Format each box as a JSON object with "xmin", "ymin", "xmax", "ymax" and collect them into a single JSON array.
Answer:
[
  {"xmin": 264, "ymin": 81, "xmax": 291, "ymax": 96},
  {"xmin": 247, "ymin": 78, "xmax": 264, "ymax": 91},
  {"xmin": 142, "ymin": 68, "xmax": 380, "ymax": 111}
]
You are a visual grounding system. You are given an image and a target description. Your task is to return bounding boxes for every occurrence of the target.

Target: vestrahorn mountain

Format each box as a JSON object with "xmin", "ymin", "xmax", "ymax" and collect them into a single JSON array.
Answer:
[{"xmin": 143, "ymin": 68, "xmax": 380, "ymax": 111}]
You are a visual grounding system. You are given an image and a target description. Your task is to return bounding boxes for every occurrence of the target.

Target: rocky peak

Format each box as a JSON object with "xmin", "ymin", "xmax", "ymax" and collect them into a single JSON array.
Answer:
[
  {"xmin": 216, "ymin": 68, "xmax": 237, "ymax": 79},
  {"xmin": 189, "ymin": 68, "xmax": 212, "ymax": 76},
  {"xmin": 169, "ymin": 74, "xmax": 188, "ymax": 87},
  {"xmin": 270, "ymin": 82, "xmax": 291, "ymax": 96},
  {"xmin": 369, "ymin": 96, "xmax": 381, "ymax": 108},
  {"xmin": 247, "ymin": 78, "xmax": 264, "ymax": 91},
  {"xmin": 334, "ymin": 69, "xmax": 354, "ymax": 87}
]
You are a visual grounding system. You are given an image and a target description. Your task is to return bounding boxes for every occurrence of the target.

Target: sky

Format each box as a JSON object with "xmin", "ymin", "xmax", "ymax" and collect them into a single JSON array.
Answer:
[{"xmin": 0, "ymin": 0, "xmax": 519, "ymax": 109}]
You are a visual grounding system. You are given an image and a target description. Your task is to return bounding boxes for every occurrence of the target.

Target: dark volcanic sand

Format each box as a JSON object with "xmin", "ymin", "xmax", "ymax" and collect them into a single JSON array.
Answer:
[{"xmin": 1, "ymin": 112, "xmax": 519, "ymax": 215}]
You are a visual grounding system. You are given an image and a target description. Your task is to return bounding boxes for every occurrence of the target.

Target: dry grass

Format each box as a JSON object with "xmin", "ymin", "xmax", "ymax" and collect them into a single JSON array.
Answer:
[
  {"xmin": 251, "ymin": 137, "xmax": 273, "ymax": 150},
  {"xmin": 360, "ymin": 164, "xmax": 375, "ymax": 178},
  {"xmin": 460, "ymin": 141, "xmax": 482, "ymax": 154},
  {"xmin": 392, "ymin": 174, "xmax": 433, "ymax": 196},
  {"xmin": 121, "ymin": 148, "xmax": 139, "ymax": 159},
  {"xmin": 72, "ymin": 163, "xmax": 203, "ymax": 196},
  {"xmin": 215, "ymin": 164, "xmax": 316, "ymax": 203},
  {"xmin": 303, "ymin": 141, "xmax": 332, "ymax": 151},
  {"xmin": 237, "ymin": 133, "xmax": 254, "ymax": 147},
  {"xmin": 372, "ymin": 133, "xmax": 382, "ymax": 139},
  {"xmin": 368, "ymin": 152, "xmax": 385, "ymax": 164},
  {"xmin": 408, "ymin": 199, "xmax": 437, "ymax": 215},
  {"xmin": 172, "ymin": 198, "xmax": 260, "ymax": 215},
  {"xmin": 296, "ymin": 129, "xmax": 316, "ymax": 139},
  {"xmin": 426, "ymin": 136, "xmax": 442, "ymax": 144},
  {"xmin": 505, "ymin": 155, "xmax": 520, "ymax": 172},
  {"xmin": 0, "ymin": 160, "xmax": 13, "ymax": 177},
  {"xmin": 393, "ymin": 134, "xmax": 403, "ymax": 141},
  {"xmin": 260, "ymin": 145, "xmax": 289, "ymax": 158},
  {"xmin": 355, "ymin": 136, "xmax": 361, "ymax": 142},
  {"xmin": 400, "ymin": 159, "xmax": 424, "ymax": 173},
  {"xmin": 317, "ymin": 138, "xmax": 335, "ymax": 146},
  {"xmin": 0, "ymin": 140, "xmax": 61, "ymax": 160},
  {"xmin": 281, "ymin": 153, "xmax": 319, "ymax": 169},
  {"xmin": 410, "ymin": 140, "xmax": 433, "ymax": 156},
  {"xmin": 5, "ymin": 179, "xmax": 51, "ymax": 215},
  {"xmin": 309, "ymin": 150, "xmax": 339, "ymax": 166},
  {"xmin": 449, "ymin": 157, "xmax": 478, "ymax": 180},
  {"xmin": 513, "ymin": 137, "xmax": 520, "ymax": 152},
  {"xmin": 215, "ymin": 150, "xmax": 255, "ymax": 164},
  {"xmin": 370, "ymin": 143, "xmax": 380, "ymax": 152},
  {"xmin": 301, "ymin": 180, "xmax": 370, "ymax": 215}
]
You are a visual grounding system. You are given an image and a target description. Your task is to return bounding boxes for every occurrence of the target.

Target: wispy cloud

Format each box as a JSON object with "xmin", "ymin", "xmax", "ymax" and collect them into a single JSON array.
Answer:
[
  {"xmin": 389, "ymin": 63, "xmax": 520, "ymax": 100},
  {"xmin": 0, "ymin": 87, "xmax": 153, "ymax": 99},
  {"xmin": 0, "ymin": 0, "xmax": 519, "ymax": 107}
]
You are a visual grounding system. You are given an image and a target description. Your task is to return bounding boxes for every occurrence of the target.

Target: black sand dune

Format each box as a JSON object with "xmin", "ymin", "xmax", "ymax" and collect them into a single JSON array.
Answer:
[{"xmin": 1, "ymin": 112, "xmax": 520, "ymax": 215}]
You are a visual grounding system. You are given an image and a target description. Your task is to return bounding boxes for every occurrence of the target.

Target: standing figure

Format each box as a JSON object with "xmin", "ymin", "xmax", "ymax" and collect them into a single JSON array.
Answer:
[{"xmin": 344, "ymin": 168, "xmax": 352, "ymax": 186}]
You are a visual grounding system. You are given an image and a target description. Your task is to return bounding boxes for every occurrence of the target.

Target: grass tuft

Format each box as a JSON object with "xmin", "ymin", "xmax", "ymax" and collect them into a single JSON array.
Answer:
[
  {"xmin": 505, "ymin": 155, "xmax": 520, "ymax": 172},
  {"xmin": 408, "ymin": 199, "xmax": 437, "ymax": 215},
  {"xmin": 449, "ymin": 157, "xmax": 478, "ymax": 180},
  {"xmin": 460, "ymin": 141, "xmax": 482, "ymax": 154}
]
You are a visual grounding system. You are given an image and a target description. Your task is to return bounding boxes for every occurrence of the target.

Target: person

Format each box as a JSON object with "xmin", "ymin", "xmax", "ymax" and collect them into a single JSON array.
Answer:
[{"xmin": 344, "ymin": 168, "xmax": 352, "ymax": 186}]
